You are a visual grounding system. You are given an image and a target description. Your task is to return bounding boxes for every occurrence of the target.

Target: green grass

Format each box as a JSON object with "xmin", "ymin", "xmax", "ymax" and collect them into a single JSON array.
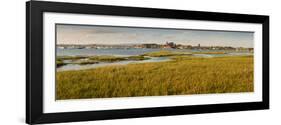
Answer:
[
  {"xmin": 88, "ymin": 55, "xmax": 150, "ymax": 62},
  {"xmin": 56, "ymin": 55, "xmax": 253, "ymax": 100},
  {"xmin": 57, "ymin": 56, "xmax": 88, "ymax": 60},
  {"xmin": 56, "ymin": 60, "xmax": 65, "ymax": 67},
  {"xmin": 89, "ymin": 55, "xmax": 126, "ymax": 62},
  {"xmin": 57, "ymin": 55, "xmax": 150, "ymax": 66},
  {"xmin": 192, "ymin": 51, "xmax": 227, "ymax": 54},
  {"xmin": 127, "ymin": 55, "xmax": 150, "ymax": 60},
  {"xmin": 76, "ymin": 60, "xmax": 99, "ymax": 65},
  {"xmin": 142, "ymin": 50, "xmax": 191, "ymax": 57}
]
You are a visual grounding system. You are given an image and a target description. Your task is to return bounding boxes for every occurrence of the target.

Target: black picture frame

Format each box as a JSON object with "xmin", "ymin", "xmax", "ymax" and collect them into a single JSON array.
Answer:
[{"xmin": 26, "ymin": 1, "xmax": 269, "ymax": 124}]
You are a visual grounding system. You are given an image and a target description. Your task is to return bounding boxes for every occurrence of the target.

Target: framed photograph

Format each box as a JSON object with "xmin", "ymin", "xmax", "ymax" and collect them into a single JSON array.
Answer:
[{"xmin": 26, "ymin": 1, "xmax": 269, "ymax": 124}]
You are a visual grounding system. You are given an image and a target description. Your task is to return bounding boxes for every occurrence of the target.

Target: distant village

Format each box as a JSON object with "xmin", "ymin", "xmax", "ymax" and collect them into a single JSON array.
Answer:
[{"xmin": 57, "ymin": 42, "xmax": 253, "ymax": 51}]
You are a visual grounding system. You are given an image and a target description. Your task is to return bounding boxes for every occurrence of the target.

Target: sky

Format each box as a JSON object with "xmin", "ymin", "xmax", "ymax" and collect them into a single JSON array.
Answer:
[{"xmin": 56, "ymin": 24, "xmax": 254, "ymax": 48}]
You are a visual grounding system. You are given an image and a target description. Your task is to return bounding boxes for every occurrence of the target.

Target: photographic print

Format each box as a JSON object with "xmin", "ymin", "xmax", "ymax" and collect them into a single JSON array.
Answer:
[
  {"xmin": 55, "ymin": 24, "xmax": 254, "ymax": 100},
  {"xmin": 26, "ymin": 1, "xmax": 269, "ymax": 124}
]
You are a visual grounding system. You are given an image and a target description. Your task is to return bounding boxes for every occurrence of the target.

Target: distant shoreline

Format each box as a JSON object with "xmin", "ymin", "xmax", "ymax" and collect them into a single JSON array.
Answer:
[{"xmin": 57, "ymin": 42, "xmax": 253, "ymax": 51}]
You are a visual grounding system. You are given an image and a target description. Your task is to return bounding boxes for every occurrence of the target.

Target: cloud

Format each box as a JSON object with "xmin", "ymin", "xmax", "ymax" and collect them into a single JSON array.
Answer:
[{"xmin": 56, "ymin": 24, "xmax": 253, "ymax": 47}]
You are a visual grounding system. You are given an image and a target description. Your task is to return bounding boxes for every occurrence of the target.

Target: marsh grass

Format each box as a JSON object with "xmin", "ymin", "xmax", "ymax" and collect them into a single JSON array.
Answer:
[
  {"xmin": 192, "ymin": 51, "xmax": 227, "ymax": 54},
  {"xmin": 57, "ymin": 56, "xmax": 88, "ymax": 60},
  {"xmin": 75, "ymin": 60, "xmax": 99, "ymax": 65},
  {"xmin": 127, "ymin": 55, "xmax": 150, "ymax": 60},
  {"xmin": 89, "ymin": 55, "xmax": 126, "ymax": 62},
  {"xmin": 56, "ymin": 60, "xmax": 65, "ymax": 67},
  {"xmin": 57, "ymin": 55, "xmax": 151, "ymax": 67},
  {"xmin": 142, "ymin": 50, "xmax": 191, "ymax": 57},
  {"xmin": 56, "ymin": 55, "xmax": 254, "ymax": 100}
]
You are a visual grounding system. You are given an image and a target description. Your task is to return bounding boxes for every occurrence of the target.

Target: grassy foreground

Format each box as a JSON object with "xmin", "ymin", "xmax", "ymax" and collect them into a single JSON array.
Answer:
[{"xmin": 56, "ymin": 55, "xmax": 253, "ymax": 100}]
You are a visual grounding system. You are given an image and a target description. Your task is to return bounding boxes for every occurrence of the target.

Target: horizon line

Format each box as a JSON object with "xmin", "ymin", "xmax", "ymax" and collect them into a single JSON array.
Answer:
[{"xmin": 57, "ymin": 43, "xmax": 253, "ymax": 48}]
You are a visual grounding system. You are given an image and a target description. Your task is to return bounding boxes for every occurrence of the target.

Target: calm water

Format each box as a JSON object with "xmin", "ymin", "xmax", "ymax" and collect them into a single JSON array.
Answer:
[
  {"xmin": 57, "ymin": 48, "xmax": 167, "ymax": 56},
  {"xmin": 57, "ymin": 48, "xmax": 252, "ymax": 71},
  {"xmin": 57, "ymin": 57, "xmax": 171, "ymax": 71},
  {"xmin": 57, "ymin": 48, "xmax": 250, "ymax": 56}
]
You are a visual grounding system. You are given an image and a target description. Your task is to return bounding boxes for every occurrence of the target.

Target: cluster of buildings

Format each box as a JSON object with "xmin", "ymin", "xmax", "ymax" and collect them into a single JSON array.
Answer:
[
  {"xmin": 136, "ymin": 42, "xmax": 186, "ymax": 49},
  {"xmin": 132, "ymin": 42, "xmax": 252, "ymax": 51},
  {"xmin": 57, "ymin": 42, "xmax": 253, "ymax": 51}
]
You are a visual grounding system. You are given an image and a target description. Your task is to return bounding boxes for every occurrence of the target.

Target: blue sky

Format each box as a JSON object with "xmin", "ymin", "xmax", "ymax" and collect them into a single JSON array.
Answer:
[{"xmin": 57, "ymin": 24, "xmax": 253, "ymax": 48}]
